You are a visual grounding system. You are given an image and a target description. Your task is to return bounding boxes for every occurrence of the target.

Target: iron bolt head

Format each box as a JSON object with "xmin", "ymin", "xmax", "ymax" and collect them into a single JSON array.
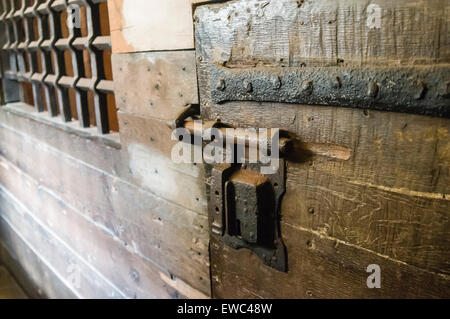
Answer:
[
  {"xmin": 271, "ymin": 76, "xmax": 281, "ymax": 89},
  {"xmin": 243, "ymin": 79, "xmax": 253, "ymax": 92},
  {"xmin": 216, "ymin": 79, "xmax": 226, "ymax": 91},
  {"xmin": 332, "ymin": 76, "xmax": 342, "ymax": 89},
  {"xmin": 367, "ymin": 81, "xmax": 379, "ymax": 98},
  {"xmin": 301, "ymin": 80, "xmax": 313, "ymax": 95},
  {"xmin": 414, "ymin": 80, "xmax": 427, "ymax": 100}
]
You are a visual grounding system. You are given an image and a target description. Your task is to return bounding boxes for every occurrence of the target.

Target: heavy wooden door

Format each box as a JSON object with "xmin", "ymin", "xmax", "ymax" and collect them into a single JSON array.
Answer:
[{"xmin": 194, "ymin": 0, "xmax": 450, "ymax": 298}]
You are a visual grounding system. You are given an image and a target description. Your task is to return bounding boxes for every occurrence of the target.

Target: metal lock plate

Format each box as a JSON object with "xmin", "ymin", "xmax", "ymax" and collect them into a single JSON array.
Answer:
[{"xmin": 208, "ymin": 161, "xmax": 287, "ymax": 272}]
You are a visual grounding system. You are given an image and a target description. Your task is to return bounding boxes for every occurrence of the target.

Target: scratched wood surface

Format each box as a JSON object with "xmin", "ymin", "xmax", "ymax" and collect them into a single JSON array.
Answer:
[
  {"xmin": 0, "ymin": 0, "xmax": 212, "ymax": 299},
  {"xmin": 196, "ymin": 0, "xmax": 450, "ymax": 298},
  {"xmin": 0, "ymin": 117, "xmax": 210, "ymax": 296},
  {"xmin": 0, "ymin": 155, "xmax": 208, "ymax": 298}
]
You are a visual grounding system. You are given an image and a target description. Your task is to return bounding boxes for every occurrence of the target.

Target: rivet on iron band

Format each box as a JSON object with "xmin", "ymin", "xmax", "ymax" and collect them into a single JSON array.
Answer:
[
  {"xmin": 301, "ymin": 80, "xmax": 313, "ymax": 95},
  {"xmin": 367, "ymin": 81, "xmax": 379, "ymax": 98},
  {"xmin": 414, "ymin": 80, "xmax": 427, "ymax": 100},
  {"xmin": 216, "ymin": 78, "xmax": 226, "ymax": 91},
  {"xmin": 243, "ymin": 79, "xmax": 253, "ymax": 92}
]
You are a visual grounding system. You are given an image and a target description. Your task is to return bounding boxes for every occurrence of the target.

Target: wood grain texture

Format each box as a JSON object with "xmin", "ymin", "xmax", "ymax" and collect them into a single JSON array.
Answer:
[
  {"xmin": 283, "ymin": 165, "xmax": 450, "ymax": 275},
  {"xmin": 107, "ymin": 0, "xmax": 207, "ymax": 53},
  {"xmin": 195, "ymin": 0, "xmax": 450, "ymax": 67},
  {"xmin": 211, "ymin": 226, "xmax": 450, "ymax": 299},
  {"xmin": 0, "ymin": 120, "xmax": 210, "ymax": 296},
  {"xmin": 112, "ymin": 51, "xmax": 199, "ymax": 121},
  {"xmin": 195, "ymin": 0, "xmax": 450, "ymax": 298},
  {"xmin": 0, "ymin": 222, "xmax": 77, "ymax": 299},
  {"xmin": 0, "ymin": 104, "xmax": 207, "ymax": 215},
  {"xmin": 118, "ymin": 111, "xmax": 208, "ymax": 215},
  {"xmin": 0, "ymin": 186, "xmax": 124, "ymax": 299},
  {"xmin": 0, "ymin": 156, "xmax": 207, "ymax": 298}
]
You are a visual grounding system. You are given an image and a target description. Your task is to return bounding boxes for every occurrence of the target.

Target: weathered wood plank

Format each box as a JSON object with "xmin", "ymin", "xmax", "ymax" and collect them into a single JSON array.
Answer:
[
  {"xmin": 199, "ymin": 101, "xmax": 450, "ymax": 195},
  {"xmin": 0, "ymin": 156, "xmax": 209, "ymax": 299},
  {"xmin": 211, "ymin": 225, "xmax": 450, "ymax": 298},
  {"xmin": 196, "ymin": 0, "xmax": 450, "ymax": 298},
  {"xmin": 0, "ymin": 124, "xmax": 211, "ymax": 295},
  {"xmin": 0, "ymin": 103, "xmax": 121, "ymax": 177},
  {"xmin": 0, "ymin": 187, "xmax": 125, "ymax": 298},
  {"xmin": 118, "ymin": 111, "xmax": 208, "ymax": 214},
  {"xmin": 0, "ymin": 105, "xmax": 207, "ymax": 215},
  {"xmin": 0, "ymin": 222, "xmax": 77, "ymax": 299},
  {"xmin": 195, "ymin": 93, "xmax": 450, "ymax": 274},
  {"xmin": 195, "ymin": 0, "xmax": 450, "ymax": 67},
  {"xmin": 112, "ymin": 51, "xmax": 198, "ymax": 121},
  {"xmin": 108, "ymin": 0, "xmax": 206, "ymax": 53},
  {"xmin": 283, "ymin": 166, "xmax": 450, "ymax": 275}
]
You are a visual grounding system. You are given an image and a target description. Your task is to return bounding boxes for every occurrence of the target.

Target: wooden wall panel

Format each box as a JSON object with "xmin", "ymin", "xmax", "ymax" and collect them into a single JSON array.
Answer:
[
  {"xmin": 108, "ymin": 0, "xmax": 207, "ymax": 53},
  {"xmin": 195, "ymin": 0, "xmax": 450, "ymax": 298},
  {"xmin": 0, "ymin": 156, "xmax": 207, "ymax": 299},
  {"xmin": 0, "ymin": 104, "xmax": 207, "ymax": 216},
  {"xmin": 0, "ymin": 122, "xmax": 210, "ymax": 296},
  {"xmin": 0, "ymin": 0, "xmax": 210, "ymax": 299},
  {"xmin": 112, "ymin": 51, "xmax": 198, "ymax": 121},
  {"xmin": 118, "ymin": 112, "xmax": 208, "ymax": 214},
  {"xmin": 211, "ymin": 226, "xmax": 450, "ymax": 299},
  {"xmin": 0, "ymin": 186, "xmax": 124, "ymax": 299},
  {"xmin": 194, "ymin": 0, "xmax": 450, "ymax": 67},
  {"xmin": 0, "ymin": 220, "xmax": 78, "ymax": 299}
]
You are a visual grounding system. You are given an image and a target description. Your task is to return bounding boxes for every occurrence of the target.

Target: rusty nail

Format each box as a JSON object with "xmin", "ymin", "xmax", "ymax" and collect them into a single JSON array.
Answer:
[
  {"xmin": 301, "ymin": 80, "xmax": 313, "ymax": 95},
  {"xmin": 367, "ymin": 81, "xmax": 379, "ymax": 98},
  {"xmin": 216, "ymin": 79, "xmax": 226, "ymax": 91},
  {"xmin": 243, "ymin": 79, "xmax": 253, "ymax": 92}
]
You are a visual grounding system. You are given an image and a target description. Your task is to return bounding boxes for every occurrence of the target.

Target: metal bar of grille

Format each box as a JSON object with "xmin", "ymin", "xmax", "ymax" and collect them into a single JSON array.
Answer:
[{"xmin": 0, "ymin": 0, "xmax": 114, "ymax": 134}]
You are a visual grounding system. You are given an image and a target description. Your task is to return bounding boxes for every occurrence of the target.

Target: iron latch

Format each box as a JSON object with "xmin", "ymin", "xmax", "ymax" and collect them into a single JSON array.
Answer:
[
  {"xmin": 171, "ymin": 104, "xmax": 290, "ymax": 272},
  {"xmin": 208, "ymin": 161, "xmax": 287, "ymax": 272}
]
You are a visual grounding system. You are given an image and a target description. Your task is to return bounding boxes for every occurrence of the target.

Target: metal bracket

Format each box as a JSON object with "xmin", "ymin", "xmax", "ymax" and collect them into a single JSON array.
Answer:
[
  {"xmin": 210, "ymin": 64, "xmax": 450, "ymax": 118},
  {"xmin": 208, "ymin": 160, "xmax": 287, "ymax": 272}
]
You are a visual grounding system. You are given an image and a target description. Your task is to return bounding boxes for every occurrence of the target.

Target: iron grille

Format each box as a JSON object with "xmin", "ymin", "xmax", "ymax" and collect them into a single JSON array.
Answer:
[{"xmin": 0, "ymin": 0, "xmax": 115, "ymax": 134}]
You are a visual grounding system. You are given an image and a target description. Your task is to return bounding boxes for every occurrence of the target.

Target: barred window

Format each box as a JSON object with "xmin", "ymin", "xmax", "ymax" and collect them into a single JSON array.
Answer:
[{"xmin": 0, "ymin": 0, "xmax": 117, "ymax": 134}]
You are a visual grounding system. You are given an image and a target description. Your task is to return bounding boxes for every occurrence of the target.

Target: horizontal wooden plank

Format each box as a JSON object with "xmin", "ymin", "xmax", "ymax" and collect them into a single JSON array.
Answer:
[
  {"xmin": 108, "ymin": 0, "xmax": 206, "ymax": 52},
  {"xmin": 118, "ymin": 111, "xmax": 208, "ymax": 214},
  {"xmin": 210, "ymin": 224, "xmax": 450, "ymax": 298},
  {"xmin": 0, "ymin": 156, "xmax": 208, "ymax": 298},
  {"xmin": 0, "ymin": 222, "xmax": 77, "ymax": 299},
  {"xmin": 283, "ymin": 167, "xmax": 450, "ymax": 275},
  {"xmin": 0, "ymin": 187, "xmax": 125, "ymax": 298},
  {"xmin": 0, "ymin": 124, "xmax": 211, "ymax": 294},
  {"xmin": 112, "ymin": 51, "xmax": 199, "ymax": 121},
  {"xmin": 195, "ymin": 0, "xmax": 450, "ymax": 67},
  {"xmin": 200, "ymin": 102, "xmax": 450, "ymax": 195},
  {"xmin": 0, "ymin": 103, "xmax": 121, "ymax": 177},
  {"xmin": 0, "ymin": 105, "xmax": 207, "ymax": 215},
  {"xmin": 201, "ymin": 101, "xmax": 450, "ymax": 275}
]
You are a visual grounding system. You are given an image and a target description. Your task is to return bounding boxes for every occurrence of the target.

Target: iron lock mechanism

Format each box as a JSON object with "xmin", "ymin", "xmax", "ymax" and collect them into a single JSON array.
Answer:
[
  {"xmin": 172, "ymin": 104, "xmax": 290, "ymax": 272},
  {"xmin": 208, "ymin": 161, "xmax": 287, "ymax": 272}
]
